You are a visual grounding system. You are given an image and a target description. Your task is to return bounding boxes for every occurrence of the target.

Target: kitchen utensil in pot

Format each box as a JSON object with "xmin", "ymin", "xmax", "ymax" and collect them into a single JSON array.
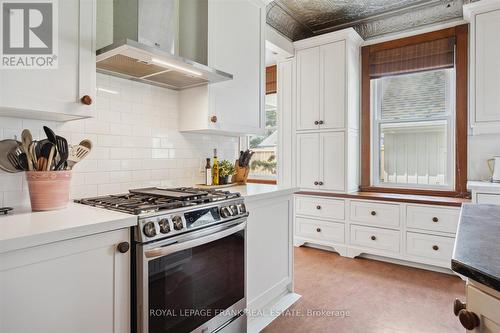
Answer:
[
  {"xmin": 37, "ymin": 142, "xmax": 56, "ymax": 171},
  {"xmin": 0, "ymin": 140, "xmax": 23, "ymax": 173},
  {"xmin": 66, "ymin": 145, "xmax": 90, "ymax": 170},
  {"xmin": 55, "ymin": 136, "xmax": 69, "ymax": 170},
  {"xmin": 21, "ymin": 129, "xmax": 33, "ymax": 171}
]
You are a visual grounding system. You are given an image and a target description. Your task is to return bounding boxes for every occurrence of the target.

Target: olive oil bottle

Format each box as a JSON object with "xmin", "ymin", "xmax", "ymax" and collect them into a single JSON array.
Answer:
[{"xmin": 212, "ymin": 149, "xmax": 219, "ymax": 185}]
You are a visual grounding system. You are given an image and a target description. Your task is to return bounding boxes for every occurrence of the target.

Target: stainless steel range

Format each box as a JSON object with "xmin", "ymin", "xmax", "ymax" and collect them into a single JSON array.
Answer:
[{"xmin": 76, "ymin": 187, "xmax": 248, "ymax": 333}]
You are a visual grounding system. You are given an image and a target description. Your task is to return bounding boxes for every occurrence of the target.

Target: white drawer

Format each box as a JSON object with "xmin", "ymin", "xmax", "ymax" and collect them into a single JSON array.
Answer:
[
  {"xmin": 406, "ymin": 232, "xmax": 455, "ymax": 263},
  {"xmin": 477, "ymin": 193, "xmax": 500, "ymax": 205},
  {"xmin": 350, "ymin": 200, "xmax": 400, "ymax": 228},
  {"xmin": 406, "ymin": 205, "xmax": 460, "ymax": 234},
  {"xmin": 295, "ymin": 196, "xmax": 345, "ymax": 220},
  {"xmin": 296, "ymin": 217, "xmax": 345, "ymax": 244},
  {"xmin": 349, "ymin": 225, "xmax": 400, "ymax": 253}
]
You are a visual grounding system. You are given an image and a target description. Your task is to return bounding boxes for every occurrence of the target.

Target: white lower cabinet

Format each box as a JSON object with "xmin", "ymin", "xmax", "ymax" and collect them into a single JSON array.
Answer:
[
  {"xmin": 296, "ymin": 217, "xmax": 345, "ymax": 244},
  {"xmin": 350, "ymin": 224, "xmax": 400, "ymax": 253},
  {"xmin": 463, "ymin": 282, "xmax": 500, "ymax": 333},
  {"xmin": 246, "ymin": 193, "xmax": 294, "ymax": 326},
  {"xmin": 406, "ymin": 232, "xmax": 455, "ymax": 263},
  {"xmin": 294, "ymin": 194, "xmax": 461, "ymax": 270},
  {"xmin": 0, "ymin": 228, "xmax": 130, "ymax": 333}
]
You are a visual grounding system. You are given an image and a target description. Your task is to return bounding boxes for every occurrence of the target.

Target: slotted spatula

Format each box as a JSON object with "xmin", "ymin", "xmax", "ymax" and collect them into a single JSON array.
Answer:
[{"xmin": 66, "ymin": 145, "xmax": 90, "ymax": 170}]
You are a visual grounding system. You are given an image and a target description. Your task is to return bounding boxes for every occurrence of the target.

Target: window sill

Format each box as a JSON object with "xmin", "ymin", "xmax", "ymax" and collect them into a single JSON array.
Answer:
[
  {"xmin": 246, "ymin": 179, "xmax": 277, "ymax": 185},
  {"xmin": 359, "ymin": 186, "xmax": 470, "ymax": 199},
  {"xmin": 296, "ymin": 190, "xmax": 471, "ymax": 207}
]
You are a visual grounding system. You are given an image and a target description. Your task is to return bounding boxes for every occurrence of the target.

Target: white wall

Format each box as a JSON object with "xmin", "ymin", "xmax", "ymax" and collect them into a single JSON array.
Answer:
[
  {"xmin": 468, "ymin": 133, "xmax": 500, "ymax": 181},
  {"xmin": 0, "ymin": 74, "xmax": 239, "ymax": 208}
]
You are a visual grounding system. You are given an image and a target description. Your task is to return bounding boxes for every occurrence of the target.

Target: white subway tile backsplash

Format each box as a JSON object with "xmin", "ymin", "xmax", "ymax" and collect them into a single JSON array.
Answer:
[{"xmin": 0, "ymin": 74, "xmax": 239, "ymax": 204}]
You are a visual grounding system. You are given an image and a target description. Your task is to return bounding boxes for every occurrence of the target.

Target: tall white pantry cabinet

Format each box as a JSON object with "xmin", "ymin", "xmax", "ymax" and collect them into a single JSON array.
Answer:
[{"xmin": 293, "ymin": 29, "xmax": 363, "ymax": 193}]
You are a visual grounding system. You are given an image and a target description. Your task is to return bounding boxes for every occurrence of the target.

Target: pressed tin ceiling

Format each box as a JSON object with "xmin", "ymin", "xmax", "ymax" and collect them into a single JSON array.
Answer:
[{"xmin": 266, "ymin": 0, "xmax": 480, "ymax": 41}]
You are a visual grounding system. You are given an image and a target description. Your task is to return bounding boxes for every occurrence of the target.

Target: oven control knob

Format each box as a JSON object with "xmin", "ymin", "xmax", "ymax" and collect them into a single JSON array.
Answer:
[
  {"xmin": 172, "ymin": 216, "xmax": 183, "ymax": 230},
  {"xmin": 143, "ymin": 222, "xmax": 157, "ymax": 238},
  {"xmin": 220, "ymin": 207, "xmax": 231, "ymax": 218},
  {"xmin": 158, "ymin": 219, "xmax": 171, "ymax": 234},
  {"xmin": 238, "ymin": 204, "xmax": 246, "ymax": 214},
  {"xmin": 230, "ymin": 205, "xmax": 238, "ymax": 216}
]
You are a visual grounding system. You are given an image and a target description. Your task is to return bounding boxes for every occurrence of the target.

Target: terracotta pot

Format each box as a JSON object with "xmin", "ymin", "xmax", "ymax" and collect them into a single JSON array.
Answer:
[{"xmin": 26, "ymin": 171, "xmax": 72, "ymax": 211}]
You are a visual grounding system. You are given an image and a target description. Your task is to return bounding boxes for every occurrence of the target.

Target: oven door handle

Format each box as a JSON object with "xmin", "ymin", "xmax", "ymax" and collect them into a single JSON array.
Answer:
[{"xmin": 144, "ymin": 221, "xmax": 246, "ymax": 259}]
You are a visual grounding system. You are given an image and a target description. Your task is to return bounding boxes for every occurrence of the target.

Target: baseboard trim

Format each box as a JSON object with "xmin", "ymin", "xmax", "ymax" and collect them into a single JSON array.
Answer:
[{"xmin": 247, "ymin": 292, "xmax": 301, "ymax": 333}]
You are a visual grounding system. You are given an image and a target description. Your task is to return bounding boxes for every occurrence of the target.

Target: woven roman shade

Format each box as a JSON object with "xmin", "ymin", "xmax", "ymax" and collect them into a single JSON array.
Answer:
[{"xmin": 369, "ymin": 37, "xmax": 455, "ymax": 78}]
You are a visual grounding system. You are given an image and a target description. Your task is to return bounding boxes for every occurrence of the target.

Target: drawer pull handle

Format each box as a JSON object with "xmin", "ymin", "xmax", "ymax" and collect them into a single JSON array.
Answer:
[
  {"xmin": 370, "ymin": 235, "xmax": 376, "ymax": 241},
  {"xmin": 318, "ymin": 181, "xmax": 324, "ymax": 186},
  {"xmin": 210, "ymin": 115, "xmax": 218, "ymax": 123},
  {"xmin": 316, "ymin": 205, "xmax": 321, "ymax": 210},
  {"xmin": 314, "ymin": 181, "xmax": 319, "ymax": 185},
  {"xmin": 432, "ymin": 245, "xmax": 439, "ymax": 251},
  {"xmin": 370, "ymin": 211, "xmax": 376, "ymax": 216},
  {"xmin": 314, "ymin": 120, "xmax": 319, "ymax": 125},
  {"xmin": 432, "ymin": 217, "xmax": 439, "ymax": 223},
  {"xmin": 316, "ymin": 228, "xmax": 321, "ymax": 233},
  {"xmin": 458, "ymin": 310, "xmax": 480, "ymax": 330},
  {"xmin": 318, "ymin": 120, "xmax": 324, "ymax": 125},
  {"xmin": 453, "ymin": 299, "xmax": 466, "ymax": 316}
]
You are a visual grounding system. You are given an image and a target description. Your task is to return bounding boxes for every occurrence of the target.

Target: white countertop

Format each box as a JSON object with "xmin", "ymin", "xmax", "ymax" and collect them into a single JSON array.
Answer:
[
  {"xmin": 0, "ymin": 203, "xmax": 136, "ymax": 254},
  {"xmin": 0, "ymin": 184, "xmax": 297, "ymax": 254},
  {"xmin": 467, "ymin": 180, "xmax": 500, "ymax": 193}
]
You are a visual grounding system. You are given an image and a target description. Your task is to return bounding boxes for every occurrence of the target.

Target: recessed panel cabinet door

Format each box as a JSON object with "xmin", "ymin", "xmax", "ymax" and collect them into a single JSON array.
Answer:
[
  {"xmin": 208, "ymin": 0, "xmax": 264, "ymax": 134},
  {"xmin": 0, "ymin": 0, "xmax": 96, "ymax": 120},
  {"xmin": 475, "ymin": 9, "xmax": 500, "ymax": 123},
  {"xmin": 320, "ymin": 41, "xmax": 345, "ymax": 129},
  {"xmin": 320, "ymin": 131, "xmax": 345, "ymax": 191},
  {"xmin": 296, "ymin": 47, "xmax": 320, "ymax": 131},
  {"xmin": 297, "ymin": 133, "xmax": 320, "ymax": 189},
  {"xmin": 0, "ymin": 229, "xmax": 130, "ymax": 333}
]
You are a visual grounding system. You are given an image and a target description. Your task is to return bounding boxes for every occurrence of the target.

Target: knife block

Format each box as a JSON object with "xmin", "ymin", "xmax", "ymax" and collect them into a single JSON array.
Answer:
[{"xmin": 233, "ymin": 160, "xmax": 249, "ymax": 184}]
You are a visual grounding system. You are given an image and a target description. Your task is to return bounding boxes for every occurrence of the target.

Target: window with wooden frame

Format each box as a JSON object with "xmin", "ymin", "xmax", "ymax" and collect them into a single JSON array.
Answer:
[{"xmin": 361, "ymin": 25, "xmax": 469, "ymax": 197}]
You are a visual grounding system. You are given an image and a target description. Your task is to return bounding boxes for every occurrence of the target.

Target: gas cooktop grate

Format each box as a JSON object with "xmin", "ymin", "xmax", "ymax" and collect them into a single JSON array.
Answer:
[{"xmin": 75, "ymin": 187, "xmax": 241, "ymax": 215}]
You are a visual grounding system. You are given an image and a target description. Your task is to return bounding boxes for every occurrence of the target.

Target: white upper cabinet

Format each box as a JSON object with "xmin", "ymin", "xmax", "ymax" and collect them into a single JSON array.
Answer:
[
  {"xmin": 296, "ymin": 47, "xmax": 320, "ymax": 131},
  {"xmin": 465, "ymin": 0, "xmax": 500, "ymax": 134},
  {"xmin": 179, "ymin": 0, "xmax": 265, "ymax": 135},
  {"xmin": 321, "ymin": 41, "xmax": 346, "ymax": 130},
  {"xmin": 295, "ymin": 31, "xmax": 359, "ymax": 132},
  {"xmin": 0, "ymin": 0, "xmax": 96, "ymax": 121},
  {"xmin": 293, "ymin": 28, "xmax": 362, "ymax": 193}
]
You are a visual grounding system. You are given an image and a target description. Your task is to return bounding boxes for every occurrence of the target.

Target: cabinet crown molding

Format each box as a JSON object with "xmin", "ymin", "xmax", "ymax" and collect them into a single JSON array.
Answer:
[
  {"xmin": 463, "ymin": 0, "xmax": 500, "ymax": 20},
  {"xmin": 293, "ymin": 28, "xmax": 363, "ymax": 50}
]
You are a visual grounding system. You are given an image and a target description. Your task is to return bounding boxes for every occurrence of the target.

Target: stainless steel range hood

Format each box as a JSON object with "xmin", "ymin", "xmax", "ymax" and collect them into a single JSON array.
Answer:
[{"xmin": 96, "ymin": 0, "xmax": 232, "ymax": 90}]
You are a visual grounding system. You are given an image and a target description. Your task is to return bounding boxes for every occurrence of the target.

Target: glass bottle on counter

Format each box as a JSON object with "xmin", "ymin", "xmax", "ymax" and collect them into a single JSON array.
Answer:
[
  {"xmin": 212, "ymin": 149, "xmax": 219, "ymax": 185},
  {"xmin": 205, "ymin": 158, "xmax": 212, "ymax": 186}
]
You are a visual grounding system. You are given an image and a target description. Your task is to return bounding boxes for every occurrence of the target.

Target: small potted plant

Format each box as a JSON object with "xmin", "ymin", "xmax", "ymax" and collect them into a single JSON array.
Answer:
[{"xmin": 218, "ymin": 159, "xmax": 236, "ymax": 185}]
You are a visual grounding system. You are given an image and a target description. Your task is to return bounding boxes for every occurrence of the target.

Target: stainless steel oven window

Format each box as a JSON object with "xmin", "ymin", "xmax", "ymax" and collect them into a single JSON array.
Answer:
[{"xmin": 136, "ymin": 219, "xmax": 246, "ymax": 333}]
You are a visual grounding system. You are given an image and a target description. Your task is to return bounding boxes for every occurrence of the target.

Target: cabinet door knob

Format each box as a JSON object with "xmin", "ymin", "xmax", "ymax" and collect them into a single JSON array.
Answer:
[
  {"xmin": 453, "ymin": 299, "xmax": 466, "ymax": 316},
  {"xmin": 370, "ymin": 235, "xmax": 376, "ymax": 241},
  {"xmin": 314, "ymin": 120, "xmax": 319, "ymax": 125},
  {"xmin": 316, "ymin": 228, "xmax": 321, "ymax": 233},
  {"xmin": 314, "ymin": 181, "xmax": 319, "ymax": 185},
  {"xmin": 432, "ymin": 217, "xmax": 439, "ymax": 222},
  {"xmin": 117, "ymin": 242, "xmax": 130, "ymax": 253},
  {"xmin": 458, "ymin": 309, "xmax": 480, "ymax": 330},
  {"xmin": 371, "ymin": 211, "xmax": 377, "ymax": 216},
  {"xmin": 432, "ymin": 245, "xmax": 439, "ymax": 251},
  {"xmin": 210, "ymin": 115, "xmax": 218, "ymax": 123},
  {"xmin": 80, "ymin": 95, "xmax": 92, "ymax": 105},
  {"xmin": 318, "ymin": 181, "xmax": 324, "ymax": 186},
  {"xmin": 316, "ymin": 205, "xmax": 321, "ymax": 210},
  {"xmin": 318, "ymin": 120, "xmax": 324, "ymax": 125}
]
